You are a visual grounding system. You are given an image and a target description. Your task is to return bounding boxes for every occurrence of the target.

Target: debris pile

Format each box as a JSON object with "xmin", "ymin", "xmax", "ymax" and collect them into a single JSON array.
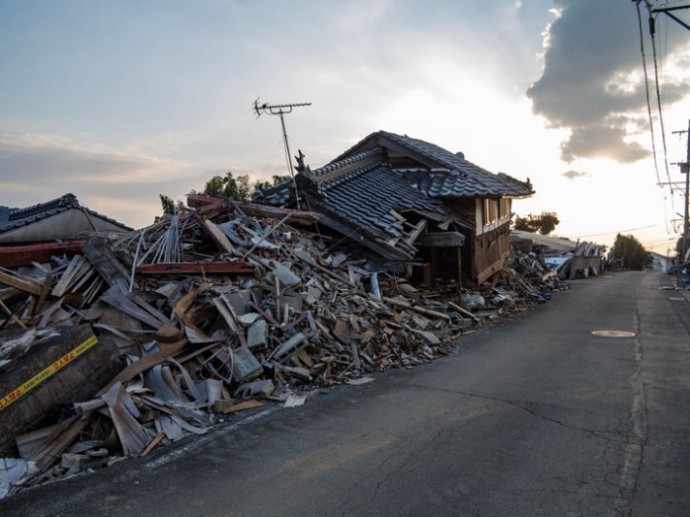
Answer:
[
  {"xmin": 0, "ymin": 199, "xmax": 562, "ymax": 497},
  {"xmin": 511, "ymin": 230, "xmax": 604, "ymax": 280}
]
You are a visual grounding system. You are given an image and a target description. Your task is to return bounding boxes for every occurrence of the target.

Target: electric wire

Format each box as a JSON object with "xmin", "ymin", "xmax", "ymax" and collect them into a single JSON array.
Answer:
[
  {"xmin": 646, "ymin": 3, "xmax": 674, "ymax": 189},
  {"xmin": 575, "ymin": 222, "xmax": 666, "ymax": 239},
  {"xmin": 635, "ymin": 0, "xmax": 664, "ymax": 188}
]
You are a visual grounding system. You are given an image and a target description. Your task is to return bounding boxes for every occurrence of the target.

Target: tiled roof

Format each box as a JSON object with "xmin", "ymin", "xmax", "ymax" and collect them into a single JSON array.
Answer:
[
  {"xmin": 256, "ymin": 150, "xmax": 451, "ymax": 257},
  {"xmin": 311, "ymin": 154, "xmax": 447, "ymax": 234},
  {"xmin": 335, "ymin": 131, "xmax": 534, "ymax": 198},
  {"xmin": 0, "ymin": 193, "xmax": 132, "ymax": 233},
  {"xmin": 257, "ymin": 180, "xmax": 294, "ymax": 206},
  {"xmin": 0, "ymin": 206, "xmax": 11, "ymax": 227}
]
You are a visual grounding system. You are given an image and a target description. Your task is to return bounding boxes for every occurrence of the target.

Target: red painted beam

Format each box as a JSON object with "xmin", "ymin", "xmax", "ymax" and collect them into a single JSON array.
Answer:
[
  {"xmin": 135, "ymin": 262, "xmax": 253, "ymax": 275},
  {"xmin": 0, "ymin": 240, "xmax": 86, "ymax": 268}
]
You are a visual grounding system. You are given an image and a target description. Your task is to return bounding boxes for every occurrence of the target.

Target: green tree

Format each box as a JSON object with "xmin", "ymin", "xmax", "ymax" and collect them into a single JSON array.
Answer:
[
  {"xmin": 159, "ymin": 194, "xmax": 176, "ymax": 216},
  {"xmin": 253, "ymin": 175, "xmax": 292, "ymax": 193},
  {"xmin": 513, "ymin": 212, "xmax": 560, "ymax": 235},
  {"xmin": 156, "ymin": 194, "xmax": 187, "ymax": 222},
  {"xmin": 611, "ymin": 233, "xmax": 650, "ymax": 270},
  {"xmin": 158, "ymin": 171, "xmax": 289, "ymax": 221},
  {"xmin": 201, "ymin": 171, "xmax": 252, "ymax": 200}
]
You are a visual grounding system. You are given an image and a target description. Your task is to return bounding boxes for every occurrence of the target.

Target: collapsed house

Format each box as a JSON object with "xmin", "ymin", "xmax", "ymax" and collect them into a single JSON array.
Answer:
[
  {"xmin": 0, "ymin": 193, "xmax": 132, "ymax": 268},
  {"xmin": 510, "ymin": 229, "xmax": 605, "ymax": 279},
  {"xmin": 0, "ymin": 135, "xmax": 560, "ymax": 497},
  {"xmin": 256, "ymin": 131, "xmax": 533, "ymax": 287},
  {"xmin": 0, "ymin": 190, "xmax": 565, "ymax": 497}
]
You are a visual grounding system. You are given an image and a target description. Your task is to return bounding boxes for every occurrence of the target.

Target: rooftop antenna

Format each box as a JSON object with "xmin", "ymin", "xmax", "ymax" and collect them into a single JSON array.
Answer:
[{"xmin": 254, "ymin": 98, "xmax": 311, "ymax": 203}]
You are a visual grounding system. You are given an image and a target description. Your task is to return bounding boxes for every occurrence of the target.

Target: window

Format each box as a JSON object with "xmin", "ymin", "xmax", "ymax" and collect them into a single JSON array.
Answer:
[
  {"xmin": 482, "ymin": 198, "xmax": 511, "ymax": 226},
  {"xmin": 482, "ymin": 199, "xmax": 498, "ymax": 225},
  {"xmin": 499, "ymin": 198, "xmax": 510, "ymax": 219}
]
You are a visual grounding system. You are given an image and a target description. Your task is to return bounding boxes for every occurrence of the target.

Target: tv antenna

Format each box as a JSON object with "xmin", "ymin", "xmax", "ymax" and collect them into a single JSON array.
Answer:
[{"xmin": 254, "ymin": 99, "xmax": 311, "ymax": 200}]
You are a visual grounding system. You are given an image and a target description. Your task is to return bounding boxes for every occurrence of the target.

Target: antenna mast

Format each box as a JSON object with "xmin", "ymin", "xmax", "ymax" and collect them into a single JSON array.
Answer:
[{"xmin": 254, "ymin": 99, "xmax": 311, "ymax": 201}]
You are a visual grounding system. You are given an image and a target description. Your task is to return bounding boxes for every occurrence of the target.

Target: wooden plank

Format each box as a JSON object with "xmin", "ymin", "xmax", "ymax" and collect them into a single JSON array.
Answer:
[
  {"xmin": 416, "ymin": 231, "xmax": 466, "ymax": 247},
  {"xmin": 81, "ymin": 238, "xmax": 130, "ymax": 293},
  {"xmin": 381, "ymin": 296, "xmax": 451, "ymax": 321},
  {"xmin": 30, "ymin": 272, "xmax": 54, "ymax": 317},
  {"xmin": 200, "ymin": 217, "xmax": 235, "ymax": 253},
  {"xmin": 16, "ymin": 415, "xmax": 88, "ymax": 471},
  {"xmin": 293, "ymin": 250, "xmax": 356, "ymax": 287},
  {"xmin": 0, "ymin": 268, "xmax": 42, "ymax": 296},
  {"xmin": 229, "ymin": 200, "xmax": 321, "ymax": 225},
  {"xmin": 52, "ymin": 255, "xmax": 88, "ymax": 297},
  {"xmin": 476, "ymin": 256, "xmax": 506, "ymax": 285},
  {"xmin": 213, "ymin": 399, "xmax": 263, "ymax": 414},
  {"xmin": 404, "ymin": 219, "xmax": 428, "ymax": 245},
  {"xmin": 139, "ymin": 432, "xmax": 165, "ymax": 457},
  {"xmin": 136, "ymin": 261, "xmax": 253, "ymax": 275}
]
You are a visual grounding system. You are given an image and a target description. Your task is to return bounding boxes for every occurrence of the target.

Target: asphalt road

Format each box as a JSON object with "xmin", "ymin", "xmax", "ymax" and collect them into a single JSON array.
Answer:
[{"xmin": 4, "ymin": 271, "xmax": 690, "ymax": 517}]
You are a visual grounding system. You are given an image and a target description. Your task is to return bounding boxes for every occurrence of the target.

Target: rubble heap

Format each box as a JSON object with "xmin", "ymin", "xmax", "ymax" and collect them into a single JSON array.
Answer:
[{"xmin": 0, "ymin": 199, "xmax": 564, "ymax": 497}]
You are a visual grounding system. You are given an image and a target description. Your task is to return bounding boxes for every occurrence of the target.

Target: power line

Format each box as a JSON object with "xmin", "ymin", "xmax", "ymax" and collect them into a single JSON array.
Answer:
[
  {"xmin": 574, "ymin": 222, "xmax": 666, "ymax": 239},
  {"xmin": 635, "ymin": 0, "xmax": 664, "ymax": 187},
  {"xmin": 646, "ymin": 1, "xmax": 674, "ymax": 189},
  {"xmin": 647, "ymin": 4, "xmax": 671, "ymax": 188}
]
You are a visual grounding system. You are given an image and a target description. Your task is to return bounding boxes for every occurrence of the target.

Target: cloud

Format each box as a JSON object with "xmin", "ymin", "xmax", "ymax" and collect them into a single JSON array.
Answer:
[
  {"xmin": 526, "ymin": 0, "xmax": 690, "ymax": 164},
  {"xmin": 562, "ymin": 169, "xmax": 589, "ymax": 180},
  {"xmin": 561, "ymin": 123, "xmax": 650, "ymax": 163},
  {"xmin": 0, "ymin": 133, "xmax": 164, "ymax": 183},
  {"xmin": 0, "ymin": 132, "xmax": 204, "ymax": 228}
]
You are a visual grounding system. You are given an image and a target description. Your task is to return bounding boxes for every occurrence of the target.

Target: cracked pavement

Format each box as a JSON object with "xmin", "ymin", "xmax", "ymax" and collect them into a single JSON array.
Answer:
[{"xmin": 3, "ymin": 271, "xmax": 690, "ymax": 516}]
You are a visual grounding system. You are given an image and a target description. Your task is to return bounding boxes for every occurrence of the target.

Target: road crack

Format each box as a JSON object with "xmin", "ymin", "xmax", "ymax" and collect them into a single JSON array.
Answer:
[{"xmin": 404, "ymin": 382, "xmax": 613, "ymax": 441}]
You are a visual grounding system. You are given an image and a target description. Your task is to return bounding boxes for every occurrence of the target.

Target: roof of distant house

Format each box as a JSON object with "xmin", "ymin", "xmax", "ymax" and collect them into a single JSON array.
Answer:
[
  {"xmin": 333, "ymin": 131, "xmax": 533, "ymax": 199},
  {"xmin": 0, "ymin": 193, "xmax": 132, "ymax": 234}
]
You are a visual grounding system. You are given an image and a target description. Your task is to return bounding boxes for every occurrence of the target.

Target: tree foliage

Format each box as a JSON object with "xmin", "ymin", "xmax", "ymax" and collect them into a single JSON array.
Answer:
[
  {"xmin": 513, "ymin": 212, "xmax": 560, "ymax": 235},
  {"xmin": 253, "ymin": 175, "xmax": 292, "ymax": 193},
  {"xmin": 159, "ymin": 194, "xmax": 176, "ymax": 216},
  {"xmin": 611, "ymin": 233, "xmax": 650, "ymax": 270},
  {"xmin": 157, "ymin": 194, "xmax": 187, "ymax": 220},
  {"xmin": 157, "ymin": 172, "xmax": 293, "ymax": 221},
  {"xmin": 202, "ymin": 171, "xmax": 252, "ymax": 200}
]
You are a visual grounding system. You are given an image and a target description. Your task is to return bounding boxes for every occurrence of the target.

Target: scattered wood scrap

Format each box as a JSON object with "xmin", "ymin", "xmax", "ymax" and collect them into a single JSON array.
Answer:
[{"xmin": 0, "ymin": 199, "xmax": 567, "ymax": 498}]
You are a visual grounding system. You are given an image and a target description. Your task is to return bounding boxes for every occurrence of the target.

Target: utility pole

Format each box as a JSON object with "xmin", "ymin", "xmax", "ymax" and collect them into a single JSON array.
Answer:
[
  {"xmin": 672, "ymin": 120, "xmax": 690, "ymax": 271},
  {"xmin": 643, "ymin": 1, "xmax": 690, "ymax": 33},
  {"xmin": 254, "ymin": 99, "xmax": 311, "ymax": 203}
]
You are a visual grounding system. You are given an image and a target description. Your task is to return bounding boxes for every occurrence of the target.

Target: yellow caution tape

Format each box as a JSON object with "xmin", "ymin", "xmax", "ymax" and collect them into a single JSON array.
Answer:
[{"xmin": 0, "ymin": 334, "xmax": 98, "ymax": 412}]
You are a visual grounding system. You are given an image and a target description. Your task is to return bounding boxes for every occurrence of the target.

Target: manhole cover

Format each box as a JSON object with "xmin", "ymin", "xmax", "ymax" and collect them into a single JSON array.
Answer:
[{"xmin": 591, "ymin": 330, "xmax": 636, "ymax": 338}]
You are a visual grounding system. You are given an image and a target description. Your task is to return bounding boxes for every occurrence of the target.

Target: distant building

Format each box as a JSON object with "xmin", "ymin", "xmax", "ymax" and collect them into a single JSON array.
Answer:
[
  {"xmin": 648, "ymin": 252, "xmax": 671, "ymax": 273},
  {"xmin": 0, "ymin": 193, "xmax": 132, "ymax": 244}
]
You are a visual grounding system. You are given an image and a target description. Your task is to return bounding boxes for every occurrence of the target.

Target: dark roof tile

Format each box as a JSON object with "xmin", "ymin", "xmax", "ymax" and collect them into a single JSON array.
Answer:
[{"xmin": 0, "ymin": 193, "xmax": 132, "ymax": 233}]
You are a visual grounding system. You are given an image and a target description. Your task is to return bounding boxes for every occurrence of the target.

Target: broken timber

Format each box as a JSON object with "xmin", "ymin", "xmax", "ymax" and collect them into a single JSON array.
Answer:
[{"xmin": 135, "ymin": 262, "xmax": 253, "ymax": 275}]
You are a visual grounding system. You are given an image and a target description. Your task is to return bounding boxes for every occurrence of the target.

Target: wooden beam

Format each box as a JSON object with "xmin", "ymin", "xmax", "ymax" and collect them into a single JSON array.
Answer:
[
  {"xmin": 0, "ymin": 268, "xmax": 43, "ymax": 296},
  {"xmin": 136, "ymin": 262, "xmax": 253, "ymax": 275},
  {"xmin": 404, "ymin": 219, "xmax": 428, "ymax": 245},
  {"xmin": 81, "ymin": 239, "xmax": 130, "ymax": 293},
  {"xmin": 476, "ymin": 257, "xmax": 506, "ymax": 285},
  {"xmin": 0, "ymin": 240, "xmax": 85, "ymax": 268},
  {"xmin": 381, "ymin": 296, "xmax": 451, "ymax": 321},
  {"xmin": 416, "ymin": 232, "xmax": 465, "ymax": 247}
]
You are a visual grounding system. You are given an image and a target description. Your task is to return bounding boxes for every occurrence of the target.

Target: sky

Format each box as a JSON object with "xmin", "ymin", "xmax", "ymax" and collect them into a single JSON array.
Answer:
[{"xmin": 1, "ymin": 0, "xmax": 690, "ymax": 254}]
